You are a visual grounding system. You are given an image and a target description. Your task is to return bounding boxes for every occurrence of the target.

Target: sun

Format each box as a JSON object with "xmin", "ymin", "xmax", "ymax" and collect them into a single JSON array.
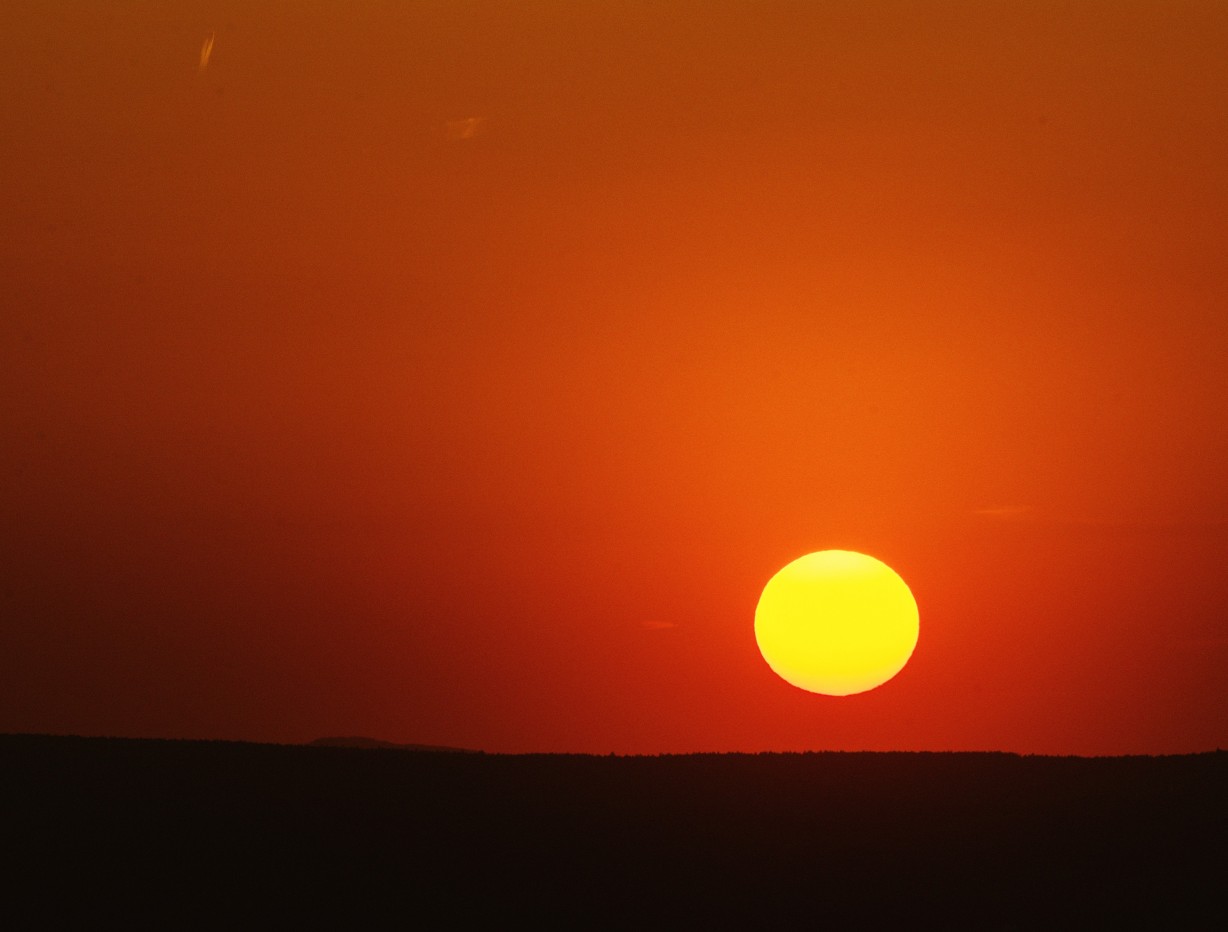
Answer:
[{"xmin": 754, "ymin": 550, "xmax": 918, "ymax": 696}]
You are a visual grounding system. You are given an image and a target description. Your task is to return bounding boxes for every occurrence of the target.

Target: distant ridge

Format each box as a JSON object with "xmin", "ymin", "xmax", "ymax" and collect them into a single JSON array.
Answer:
[
  {"xmin": 308, "ymin": 736, "xmax": 480, "ymax": 754},
  {"xmin": 3, "ymin": 733, "xmax": 1225, "ymax": 923}
]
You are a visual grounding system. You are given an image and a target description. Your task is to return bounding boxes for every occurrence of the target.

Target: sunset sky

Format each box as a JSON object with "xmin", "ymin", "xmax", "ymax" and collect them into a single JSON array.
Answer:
[{"xmin": 4, "ymin": 1, "xmax": 1227, "ymax": 754}]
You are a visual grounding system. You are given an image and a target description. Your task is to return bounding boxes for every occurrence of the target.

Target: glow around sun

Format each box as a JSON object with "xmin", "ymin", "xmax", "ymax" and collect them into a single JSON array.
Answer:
[{"xmin": 754, "ymin": 550, "xmax": 919, "ymax": 696}]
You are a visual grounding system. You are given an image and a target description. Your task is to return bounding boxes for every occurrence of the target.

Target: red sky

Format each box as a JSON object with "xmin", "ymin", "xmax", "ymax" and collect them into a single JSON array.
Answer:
[{"xmin": 3, "ymin": 1, "xmax": 1227, "ymax": 754}]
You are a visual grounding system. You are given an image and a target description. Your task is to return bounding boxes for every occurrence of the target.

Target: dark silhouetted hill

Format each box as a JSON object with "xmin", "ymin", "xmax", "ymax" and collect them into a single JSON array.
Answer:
[
  {"xmin": 2, "ymin": 734, "xmax": 1224, "ymax": 925},
  {"xmin": 308, "ymin": 735, "xmax": 479, "ymax": 753}
]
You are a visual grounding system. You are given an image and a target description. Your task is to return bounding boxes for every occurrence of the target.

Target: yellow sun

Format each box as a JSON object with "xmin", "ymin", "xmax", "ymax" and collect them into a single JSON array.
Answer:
[{"xmin": 754, "ymin": 550, "xmax": 918, "ymax": 696}]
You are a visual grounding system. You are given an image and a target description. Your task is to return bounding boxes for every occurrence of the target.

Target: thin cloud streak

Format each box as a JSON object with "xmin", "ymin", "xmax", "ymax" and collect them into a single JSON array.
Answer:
[{"xmin": 199, "ymin": 32, "xmax": 215, "ymax": 73}]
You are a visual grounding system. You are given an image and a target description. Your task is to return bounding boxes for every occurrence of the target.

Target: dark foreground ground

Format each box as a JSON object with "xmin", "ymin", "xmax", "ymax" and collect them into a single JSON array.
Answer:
[{"xmin": 3, "ymin": 734, "xmax": 1224, "ymax": 926}]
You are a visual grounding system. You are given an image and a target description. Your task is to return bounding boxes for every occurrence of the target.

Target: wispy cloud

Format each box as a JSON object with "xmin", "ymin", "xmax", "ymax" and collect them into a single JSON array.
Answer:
[
  {"xmin": 444, "ymin": 117, "xmax": 484, "ymax": 140},
  {"xmin": 974, "ymin": 505, "xmax": 1032, "ymax": 520},
  {"xmin": 199, "ymin": 31, "xmax": 215, "ymax": 73},
  {"xmin": 976, "ymin": 507, "xmax": 1228, "ymax": 536}
]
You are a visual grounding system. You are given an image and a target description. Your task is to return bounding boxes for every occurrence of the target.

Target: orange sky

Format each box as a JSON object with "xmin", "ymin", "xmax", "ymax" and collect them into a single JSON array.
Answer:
[{"xmin": 3, "ymin": 1, "xmax": 1227, "ymax": 754}]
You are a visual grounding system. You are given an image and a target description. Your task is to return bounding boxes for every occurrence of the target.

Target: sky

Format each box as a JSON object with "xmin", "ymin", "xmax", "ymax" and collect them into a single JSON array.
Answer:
[{"xmin": 3, "ymin": 1, "xmax": 1227, "ymax": 755}]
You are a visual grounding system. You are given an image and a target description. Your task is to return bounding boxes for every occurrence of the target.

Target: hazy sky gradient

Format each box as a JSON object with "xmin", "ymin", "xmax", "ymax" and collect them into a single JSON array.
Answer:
[{"xmin": 4, "ymin": 1, "xmax": 1227, "ymax": 753}]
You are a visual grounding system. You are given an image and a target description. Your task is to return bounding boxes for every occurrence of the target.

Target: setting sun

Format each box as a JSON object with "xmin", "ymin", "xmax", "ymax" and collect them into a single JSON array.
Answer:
[{"xmin": 755, "ymin": 551, "xmax": 919, "ymax": 696}]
